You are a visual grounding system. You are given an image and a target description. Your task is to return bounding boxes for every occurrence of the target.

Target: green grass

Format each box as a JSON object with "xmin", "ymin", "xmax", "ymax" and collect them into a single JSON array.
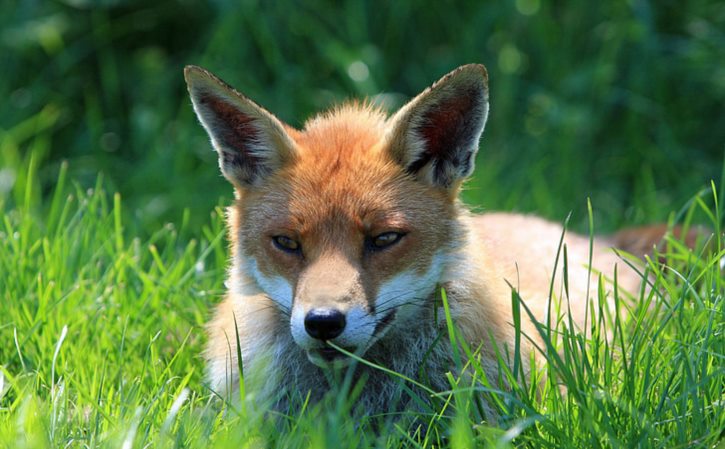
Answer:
[{"xmin": 1, "ymin": 156, "xmax": 723, "ymax": 448}]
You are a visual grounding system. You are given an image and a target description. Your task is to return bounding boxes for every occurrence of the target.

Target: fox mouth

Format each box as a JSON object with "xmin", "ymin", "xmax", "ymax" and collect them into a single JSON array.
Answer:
[
  {"xmin": 307, "ymin": 345, "xmax": 356, "ymax": 367},
  {"xmin": 318, "ymin": 346, "xmax": 352, "ymax": 361},
  {"xmin": 304, "ymin": 310, "xmax": 397, "ymax": 368}
]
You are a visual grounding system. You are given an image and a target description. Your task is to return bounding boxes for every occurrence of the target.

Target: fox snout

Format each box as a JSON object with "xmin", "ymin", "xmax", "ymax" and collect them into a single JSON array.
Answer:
[
  {"xmin": 291, "ymin": 302, "xmax": 377, "ymax": 367},
  {"xmin": 288, "ymin": 254, "xmax": 379, "ymax": 366}
]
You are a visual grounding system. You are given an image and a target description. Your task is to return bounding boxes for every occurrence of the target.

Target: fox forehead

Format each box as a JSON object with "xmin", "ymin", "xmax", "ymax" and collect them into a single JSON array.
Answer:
[{"xmin": 237, "ymin": 105, "xmax": 455, "ymax": 239}]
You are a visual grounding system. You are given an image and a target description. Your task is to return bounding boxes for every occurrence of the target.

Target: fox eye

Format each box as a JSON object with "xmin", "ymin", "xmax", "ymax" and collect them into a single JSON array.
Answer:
[
  {"xmin": 272, "ymin": 235, "xmax": 300, "ymax": 253},
  {"xmin": 370, "ymin": 232, "xmax": 404, "ymax": 250}
]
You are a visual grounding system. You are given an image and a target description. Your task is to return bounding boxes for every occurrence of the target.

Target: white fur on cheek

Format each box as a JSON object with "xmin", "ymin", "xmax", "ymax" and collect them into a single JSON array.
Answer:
[
  {"xmin": 338, "ymin": 306, "xmax": 376, "ymax": 348},
  {"xmin": 290, "ymin": 306, "xmax": 310, "ymax": 349},
  {"xmin": 245, "ymin": 257, "xmax": 293, "ymax": 311},
  {"xmin": 375, "ymin": 251, "xmax": 447, "ymax": 322}
]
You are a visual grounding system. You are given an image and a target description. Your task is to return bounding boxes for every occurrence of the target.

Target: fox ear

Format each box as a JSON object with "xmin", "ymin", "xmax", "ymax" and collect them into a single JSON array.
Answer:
[
  {"xmin": 386, "ymin": 64, "xmax": 489, "ymax": 189},
  {"xmin": 184, "ymin": 66, "xmax": 297, "ymax": 187}
]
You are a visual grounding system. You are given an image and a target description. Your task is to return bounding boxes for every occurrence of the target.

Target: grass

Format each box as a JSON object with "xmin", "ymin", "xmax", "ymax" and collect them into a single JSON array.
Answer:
[{"xmin": 0, "ymin": 155, "xmax": 723, "ymax": 448}]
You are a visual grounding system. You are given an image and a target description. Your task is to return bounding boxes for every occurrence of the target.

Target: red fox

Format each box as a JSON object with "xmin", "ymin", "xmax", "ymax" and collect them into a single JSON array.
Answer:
[{"xmin": 184, "ymin": 64, "xmax": 673, "ymax": 415}]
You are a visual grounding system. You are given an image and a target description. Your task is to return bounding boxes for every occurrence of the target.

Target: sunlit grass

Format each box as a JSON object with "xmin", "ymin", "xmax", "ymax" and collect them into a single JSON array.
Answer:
[{"xmin": 1, "ymin": 158, "xmax": 722, "ymax": 448}]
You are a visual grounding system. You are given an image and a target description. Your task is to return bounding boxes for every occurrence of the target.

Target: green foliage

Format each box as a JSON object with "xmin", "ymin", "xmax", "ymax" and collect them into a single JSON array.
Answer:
[{"xmin": 1, "ymin": 1, "xmax": 723, "ymax": 231}]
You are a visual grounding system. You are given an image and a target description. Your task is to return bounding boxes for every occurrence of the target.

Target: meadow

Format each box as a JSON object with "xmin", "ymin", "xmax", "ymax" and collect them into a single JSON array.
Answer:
[{"xmin": 1, "ymin": 1, "xmax": 724, "ymax": 448}]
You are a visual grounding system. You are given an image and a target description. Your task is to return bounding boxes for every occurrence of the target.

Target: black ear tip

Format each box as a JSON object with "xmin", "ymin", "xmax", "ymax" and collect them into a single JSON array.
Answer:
[
  {"xmin": 444, "ymin": 64, "xmax": 489, "ymax": 91},
  {"xmin": 457, "ymin": 63, "xmax": 488, "ymax": 77},
  {"xmin": 184, "ymin": 65, "xmax": 207, "ymax": 86},
  {"xmin": 184, "ymin": 67, "xmax": 243, "ymax": 99},
  {"xmin": 184, "ymin": 65, "xmax": 227, "ymax": 91}
]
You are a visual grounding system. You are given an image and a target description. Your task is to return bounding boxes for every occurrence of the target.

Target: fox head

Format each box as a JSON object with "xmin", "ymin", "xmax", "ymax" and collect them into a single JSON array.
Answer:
[{"xmin": 185, "ymin": 65, "xmax": 489, "ymax": 367}]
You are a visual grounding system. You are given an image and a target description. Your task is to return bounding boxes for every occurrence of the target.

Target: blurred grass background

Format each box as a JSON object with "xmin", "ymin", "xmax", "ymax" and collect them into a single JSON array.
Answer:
[{"xmin": 1, "ymin": 0, "xmax": 723, "ymax": 233}]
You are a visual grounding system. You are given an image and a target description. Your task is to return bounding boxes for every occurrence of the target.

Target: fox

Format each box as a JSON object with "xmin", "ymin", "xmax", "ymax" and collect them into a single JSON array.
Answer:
[{"xmin": 184, "ymin": 64, "xmax": 677, "ymax": 417}]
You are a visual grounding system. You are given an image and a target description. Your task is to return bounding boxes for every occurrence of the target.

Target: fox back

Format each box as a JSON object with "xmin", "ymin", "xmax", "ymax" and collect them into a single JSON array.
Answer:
[{"xmin": 185, "ymin": 65, "xmax": 644, "ymax": 416}]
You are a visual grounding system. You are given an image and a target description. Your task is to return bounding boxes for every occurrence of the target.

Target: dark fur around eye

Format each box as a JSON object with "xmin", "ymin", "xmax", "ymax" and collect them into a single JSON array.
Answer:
[
  {"xmin": 366, "ymin": 232, "xmax": 405, "ymax": 252},
  {"xmin": 273, "ymin": 235, "xmax": 300, "ymax": 253}
]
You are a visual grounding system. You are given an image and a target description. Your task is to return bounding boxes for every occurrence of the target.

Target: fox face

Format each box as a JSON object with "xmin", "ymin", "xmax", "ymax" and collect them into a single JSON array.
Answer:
[{"xmin": 185, "ymin": 65, "xmax": 489, "ymax": 368}]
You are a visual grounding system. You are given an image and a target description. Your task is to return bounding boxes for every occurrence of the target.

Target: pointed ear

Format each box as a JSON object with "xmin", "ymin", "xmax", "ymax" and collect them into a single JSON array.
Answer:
[
  {"xmin": 184, "ymin": 65, "xmax": 297, "ymax": 187},
  {"xmin": 385, "ymin": 64, "xmax": 489, "ymax": 189}
]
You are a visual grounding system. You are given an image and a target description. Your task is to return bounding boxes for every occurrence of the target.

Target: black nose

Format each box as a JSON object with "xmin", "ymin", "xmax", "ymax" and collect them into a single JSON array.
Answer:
[{"xmin": 304, "ymin": 309, "xmax": 346, "ymax": 340}]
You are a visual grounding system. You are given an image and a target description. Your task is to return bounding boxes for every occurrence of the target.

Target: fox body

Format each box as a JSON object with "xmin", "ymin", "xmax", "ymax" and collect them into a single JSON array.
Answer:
[{"xmin": 185, "ymin": 65, "xmax": 644, "ymax": 414}]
